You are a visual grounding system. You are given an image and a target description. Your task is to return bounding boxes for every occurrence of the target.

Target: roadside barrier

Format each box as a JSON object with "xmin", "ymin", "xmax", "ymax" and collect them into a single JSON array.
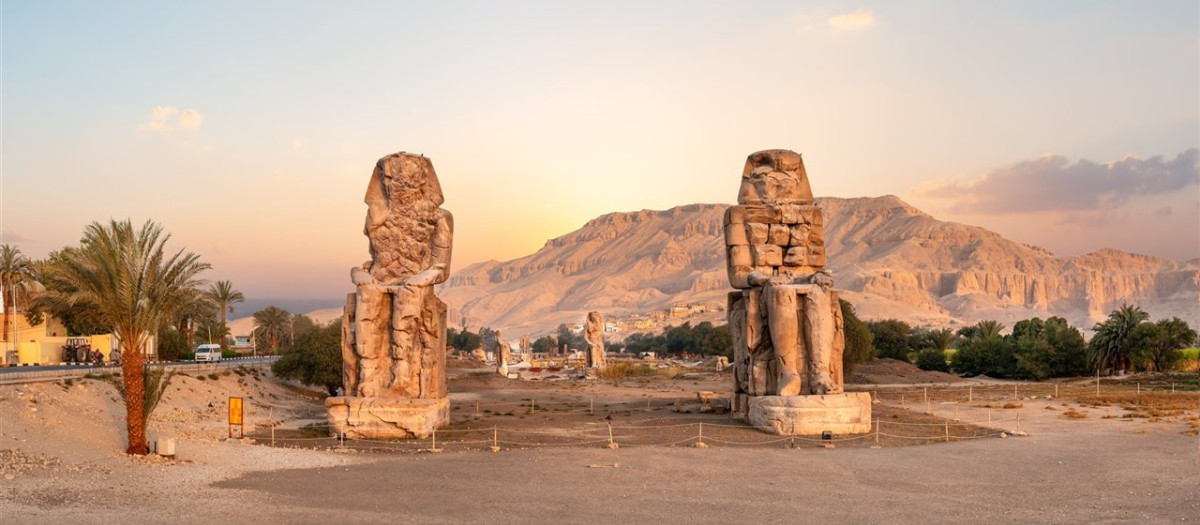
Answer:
[{"xmin": 0, "ymin": 358, "xmax": 278, "ymax": 385}]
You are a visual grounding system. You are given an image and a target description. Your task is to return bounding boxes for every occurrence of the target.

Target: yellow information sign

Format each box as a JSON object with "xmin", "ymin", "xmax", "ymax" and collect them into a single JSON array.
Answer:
[{"xmin": 229, "ymin": 397, "xmax": 243, "ymax": 426}]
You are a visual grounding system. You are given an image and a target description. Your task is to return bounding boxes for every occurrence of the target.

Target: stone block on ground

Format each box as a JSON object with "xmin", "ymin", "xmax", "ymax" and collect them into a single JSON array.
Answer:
[
  {"xmin": 325, "ymin": 396, "xmax": 450, "ymax": 440},
  {"xmin": 746, "ymin": 393, "xmax": 871, "ymax": 436}
]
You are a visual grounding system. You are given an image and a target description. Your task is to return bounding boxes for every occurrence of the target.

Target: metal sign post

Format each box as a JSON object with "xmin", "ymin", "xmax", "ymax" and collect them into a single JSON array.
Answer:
[{"xmin": 229, "ymin": 397, "xmax": 244, "ymax": 438}]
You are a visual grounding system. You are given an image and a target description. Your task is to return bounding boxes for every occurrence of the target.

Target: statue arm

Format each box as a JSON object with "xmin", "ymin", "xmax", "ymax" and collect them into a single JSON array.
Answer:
[{"xmin": 404, "ymin": 209, "xmax": 453, "ymax": 287}]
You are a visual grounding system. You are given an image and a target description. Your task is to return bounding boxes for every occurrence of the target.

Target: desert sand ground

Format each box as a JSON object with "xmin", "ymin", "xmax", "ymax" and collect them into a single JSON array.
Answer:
[{"xmin": 1, "ymin": 362, "xmax": 1197, "ymax": 524}]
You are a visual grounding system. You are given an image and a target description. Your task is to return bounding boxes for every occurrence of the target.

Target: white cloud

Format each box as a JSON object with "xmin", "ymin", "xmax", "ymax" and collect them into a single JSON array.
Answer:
[
  {"xmin": 137, "ymin": 106, "xmax": 204, "ymax": 133},
  {"xmin": 178, "ymin": 109, "xmax": 204, "ymax": 130},
  {"xmin": 917, "ymin": 149, "xmax": 1199, "ymax": 215},
  {"xmin": 828, "ymin": 8, "xmax": 876, "ymax": 31}
]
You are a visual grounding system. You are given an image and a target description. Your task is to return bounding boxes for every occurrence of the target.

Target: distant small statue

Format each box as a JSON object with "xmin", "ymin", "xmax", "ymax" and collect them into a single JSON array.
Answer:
[
  {"xmin": 585, "ymin": 311, "xmax": 606, "ymax": 373},
  {"xmin": 495, "ymin": 329, "xmax": 511, "ymax": 376}
]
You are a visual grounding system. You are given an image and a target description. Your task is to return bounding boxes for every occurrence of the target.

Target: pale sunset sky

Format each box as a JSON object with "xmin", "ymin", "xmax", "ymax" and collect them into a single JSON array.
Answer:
[{"xmin": 3, "ymin": 1, "xmax": 1198, "ymax": 309}]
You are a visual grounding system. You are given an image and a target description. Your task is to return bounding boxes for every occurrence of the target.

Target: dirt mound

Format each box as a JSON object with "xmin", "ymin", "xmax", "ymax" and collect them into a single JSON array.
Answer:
[{"xmin": 848, "ymin": 358, "xmax": 963, "ymax": 385}]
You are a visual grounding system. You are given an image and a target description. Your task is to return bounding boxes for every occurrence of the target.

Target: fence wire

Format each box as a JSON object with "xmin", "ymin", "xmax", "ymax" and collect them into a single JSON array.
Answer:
[{"xmin": 248, "ymin": 382, "xmax": 1197, "ymax": 453}]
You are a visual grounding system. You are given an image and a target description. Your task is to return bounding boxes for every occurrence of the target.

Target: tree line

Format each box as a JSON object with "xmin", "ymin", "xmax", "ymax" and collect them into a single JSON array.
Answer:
[{"xmin": 867, "ymin": 304, "xmax": 1197, "ymax": 379}]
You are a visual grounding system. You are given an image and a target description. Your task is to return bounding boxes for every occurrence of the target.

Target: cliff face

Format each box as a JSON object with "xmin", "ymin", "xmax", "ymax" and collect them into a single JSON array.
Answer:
[
  {"xmin": 439, "ymin": 196, "xmax": 1199, "ymax": 335},
  {"xmin": 439, "ymin": 204, "xmax": 731, "ymax": 335}
]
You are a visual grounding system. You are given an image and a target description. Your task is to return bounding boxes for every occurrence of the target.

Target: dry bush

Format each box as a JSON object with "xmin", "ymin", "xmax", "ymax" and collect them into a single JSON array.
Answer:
[
  {"xmin": 1062, "ymin": 408, "xmax": 1087, "ymax": 419},
  {"xmin": 1075, "ymin": 392, "xmax": 1199, "ymax": 420},
  {"xmin": 973, "ymin": 402, "xmax": 1023, "ymax": 409},
  {"xmin": 599, "ymin": 363, "xmax": 683, "ymax": 380}
]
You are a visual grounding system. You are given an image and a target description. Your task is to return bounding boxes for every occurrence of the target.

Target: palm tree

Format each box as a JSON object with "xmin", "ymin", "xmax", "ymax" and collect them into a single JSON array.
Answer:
[
  {"xmin": 975, "ymin": 320, "xmax": 1005, "ymax": 340},
  {"xmin": 206, "ymin": 280, "xmax": 244, "ymax": 349},
  {"xmin": 253, "ymin": 306, "xmax": 292, "ymax": 353},
  {"xmin": 1, "ymin": 244, "xmax": 37, "ymax": 353},
  {"xmin": 175, "ymin": 289, "xmax": 217, "ymax": 350},
  {"xmin": 1087, "ymin": 304, "xmax": 1149, "ymax": 374},
  {"xmin": 37, "ymin": 220, "xmax": 209, "ymax": 454},
  {"xmin": 921, "ymin": 328, "xmax": 957, "ymax": 352}
]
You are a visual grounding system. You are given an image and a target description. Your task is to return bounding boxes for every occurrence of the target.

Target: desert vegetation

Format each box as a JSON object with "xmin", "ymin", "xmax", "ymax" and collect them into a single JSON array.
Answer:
[
  {"xmin": 272, "ymin": 319, "xmax": 342, "ymax": 395},
  {"xmin": 32, "ymin": 220, "xmax": 210, "ymax": 454},
  {"xmin": 865, "ymin": 305, "xmax": 1197, "ymax": 379}
]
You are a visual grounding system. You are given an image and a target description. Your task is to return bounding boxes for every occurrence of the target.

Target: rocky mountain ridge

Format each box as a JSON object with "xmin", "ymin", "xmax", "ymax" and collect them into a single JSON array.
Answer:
[{"xmin": 437, "ymin": 196, "xmax": 1199, "ymax": 337}]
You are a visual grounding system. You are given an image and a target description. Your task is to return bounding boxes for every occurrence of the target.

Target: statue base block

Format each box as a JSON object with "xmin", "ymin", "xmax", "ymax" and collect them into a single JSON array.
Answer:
[
  {"xmin": 745, "ymin": 392, "xmax": 872, "ymax": 436},
  {"xmin": 325, "ymin": 396, "xmax": 449, "ymax": 439}
]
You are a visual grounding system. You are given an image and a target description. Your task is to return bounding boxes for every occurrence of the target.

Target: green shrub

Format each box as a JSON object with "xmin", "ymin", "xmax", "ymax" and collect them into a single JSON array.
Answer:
[
  {"xmin": 914, "ymin": 349, "xmax": 950, "ymax": 372},
  {"xmin": 840, "ymin": 299, "xmax": 874, "ymax": 376},
  {"xmin": 868, "ymin": 319, "xmax": 913, "ymax": 361},
  {"xmin": 272, "ymin": 322, "xmax": 343, "ymax": 396},
  {"xmin": 952, "ymin": 336, "xmax": 1015, "ymax": 377}
]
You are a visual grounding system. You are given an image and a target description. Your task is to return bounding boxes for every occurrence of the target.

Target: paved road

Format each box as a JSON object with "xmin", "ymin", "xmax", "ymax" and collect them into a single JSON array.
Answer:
[
  {"xmin": 0, "ymin": 356, "xmax": 277, "ymax": 374},
  {"xmin": 0, "ymin": 356, "xmax": 278, "ymax": 384}
]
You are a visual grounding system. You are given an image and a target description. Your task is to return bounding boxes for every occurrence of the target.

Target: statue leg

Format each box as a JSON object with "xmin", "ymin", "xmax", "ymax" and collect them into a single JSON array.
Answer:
[
  {"xmin": 727, "ymin": 292, "xmax": 750, "ymax": 395},
  {"xmin": 353, "ymin": 285, "xmax": 391, "ymax": 397},
  {"xmin": 764, "ymin": 283, "xmax": 803, "ymax": 396},
  {"xmin": 341, "ymin": 293, "xmax": 358, "ymax": 395},
  {"xmin": 389, "ymin": 285, "xmax": 423, "ymax": 397},
  {"xmin": 802, "ymin": 287, "xmax": 837, "ymax": 394}
]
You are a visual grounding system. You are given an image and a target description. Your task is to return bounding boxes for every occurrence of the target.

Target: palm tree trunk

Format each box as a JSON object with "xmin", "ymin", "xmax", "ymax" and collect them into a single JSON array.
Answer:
[
  {"xmin": 3, "ymin": 289, "xmax": 11, "ymax": 346},
  {"xmin": 120, "ymin": 329, "xmax": 149, "ymax": 455},
  {"xmin": 220, "ymin": 308, "xmax": 227, "ymax": 350}
]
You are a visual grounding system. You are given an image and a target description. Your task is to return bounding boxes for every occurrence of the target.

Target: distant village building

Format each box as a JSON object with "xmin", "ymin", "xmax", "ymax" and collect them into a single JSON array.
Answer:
[{"xmin": 0, "ymin": 312, "xmax": 150, "ymax": 365}]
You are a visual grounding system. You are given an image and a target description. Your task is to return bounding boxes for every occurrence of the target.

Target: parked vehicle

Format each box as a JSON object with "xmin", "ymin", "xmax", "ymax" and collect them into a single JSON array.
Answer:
[
  {"xmin": 61, "ymin": 337, "xmax": 91, "ymax": 363},
  {"xmin": 194, "ymin": 344, "xmax": 223, "ymax": 362}
]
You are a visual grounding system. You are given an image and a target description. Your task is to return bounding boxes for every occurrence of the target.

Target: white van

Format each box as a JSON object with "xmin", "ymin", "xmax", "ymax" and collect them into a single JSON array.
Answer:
[{"xmin": 195, "ymin": 344, "xmax": 223, "ymax": 362}]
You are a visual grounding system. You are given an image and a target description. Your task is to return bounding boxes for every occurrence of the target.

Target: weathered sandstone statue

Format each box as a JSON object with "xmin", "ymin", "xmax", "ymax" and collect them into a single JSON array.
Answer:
[
  {"xmin": 726, "ymin": 149, "xmax": 870, "ymax": 435},
  {"xmin": 495, "ymin": 330, "xmax": 511, "ymax": 376},
  {"xmin": 584, "ymin": 311, "xmax": 606, "ymax": 373},
  {"xmin": 326, "ymin": 152, "xmax": 453, "ymax": 439}
]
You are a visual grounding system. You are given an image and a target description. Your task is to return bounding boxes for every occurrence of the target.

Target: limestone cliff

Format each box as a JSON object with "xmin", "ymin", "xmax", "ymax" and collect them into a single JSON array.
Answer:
[{"xmin": 439, "ymin": 196, "xmax": 1199, "ymax": 335}]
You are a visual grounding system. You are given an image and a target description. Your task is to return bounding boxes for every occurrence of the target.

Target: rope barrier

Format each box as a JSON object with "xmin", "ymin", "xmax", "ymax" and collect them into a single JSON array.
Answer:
[{"xmin": 250, "ymin": 382, "xmax": 1199, "ymax": 452}]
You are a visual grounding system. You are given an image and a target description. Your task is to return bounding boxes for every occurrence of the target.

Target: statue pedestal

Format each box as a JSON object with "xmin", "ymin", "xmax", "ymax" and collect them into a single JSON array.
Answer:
[
  {"xmin": 739, "ymin": 392, "xmax": 871, "ymax": 436},
  {"xmin": 325, "ymin": 396, "xmax": 449, "ymax": 439}
]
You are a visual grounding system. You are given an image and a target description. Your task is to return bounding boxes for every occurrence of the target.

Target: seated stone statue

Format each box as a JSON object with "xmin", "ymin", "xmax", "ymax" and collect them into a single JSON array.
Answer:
[
  {"xmin": 726, "ymin": 149, "xmax": 845, "ymax": 399},
  {"xmin": 342, "ymin": 152, "xmax": 453, "ymax": 400}
]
